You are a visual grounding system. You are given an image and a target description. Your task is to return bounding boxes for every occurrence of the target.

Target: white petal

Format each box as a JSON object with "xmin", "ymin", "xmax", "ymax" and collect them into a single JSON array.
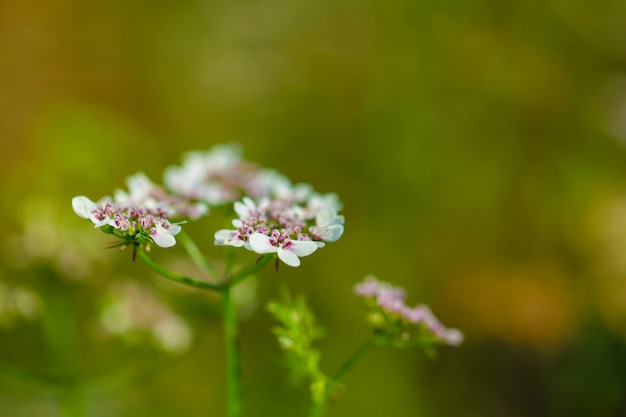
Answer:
[
  {"xmin": 277, "ymin": 248, "xmax": 300, "ymax": 267},
  {"xmin": 94, "ymin": 218, "xmax": 112, "ymax": 228},
  {"xmin": 188, "ymin": 203, "xmax": 209, "ymax": 220},
  {"xmin": 168, "ymin": 223, "xmax": 182, "ymax": 236},
  {"xmin": 126, "ymin": 172, "xmax": 154, "ymax": 199},
  {"xmin": 286, "ymin": 240, "xmax": 318, "ymax": 257},
  {"xmin": 152, "ymin": 229, "xmax": 176, "ymax": 248},
  {"xmin": 214, "ymin": 229, "xmax": 244, "ymax": 247},
  {"xmin": 234, "ymin": 201, "xmax": 247, "ymax": 217},
  {"xmin": 316, "ymin": 209, "xmax": 336, "ymax": 228},
  {"xmin": 321, "ymin": 224, "xmax": 344, "ymax": 242},
  {"xmin": 113, "ymin": 189, "xmax": 131, "ymax": 205},
  {"xmin": 72, "ymin": 196, "xmax": 95, "ymax": 219},
  {"xmin": 214, "ymin": 229, "xmax": 236, "ymax": 240},
  {"xmin": 248, "ymin": 233, "xmax": 277, "ymax": 254},
  {"xmin": 242, "ymin": 196, "xmax": 255, "ymax": 208}
]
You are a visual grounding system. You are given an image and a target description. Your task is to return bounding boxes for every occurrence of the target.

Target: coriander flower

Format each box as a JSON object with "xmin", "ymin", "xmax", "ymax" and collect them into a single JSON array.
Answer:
[
  {"xmin": 214, "ymin": 229, "xmax": 249, "ymax": 249},
  {"xmin": 72, "ymin": 170, "xmax": 208, "ymax": 252},
  {"xmin": 162, "ymin": 144, "xmax": 332, "ymax": 211},
  {"xmin": 249, "ymin": 231, "xmax": 319, "ymax": 267},
  {"xmin": 72, "ymin": 195, "xmax": 182, "ymax": 249},
  {"xmin": 354, "ymin": 276, "xmax": 463, "ymax": 347},
  {"xmin": 213, "ymin": 187, "xmax": 344, "ymax": 267},
  {"xmin": 115, "ymin": 172, "xmax": 208, "ymax": 220},
  {"xmin": 163, "ymin": 144, "xmax": 270, "ymax": 205},
  {"xmin": 310, "ymin": 209, "xmax": 345, "ymax": 242}
]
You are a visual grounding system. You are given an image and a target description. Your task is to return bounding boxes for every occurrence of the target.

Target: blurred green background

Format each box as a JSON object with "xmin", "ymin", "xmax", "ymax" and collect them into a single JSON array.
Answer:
[{"xmin": 2, "ymin": 0, "xmax": 626, "ymax": 416}]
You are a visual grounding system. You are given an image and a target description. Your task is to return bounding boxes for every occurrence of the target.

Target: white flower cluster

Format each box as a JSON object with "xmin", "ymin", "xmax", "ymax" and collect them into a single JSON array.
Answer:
[
  {"xmin": 72, "ymin": 144, "xmax": 345, "ymax": 264},
  {"xmin": 164, "ymin": 144, "xmax": 284, "ymax": 205},
  {"xmin": 214, "ymin": 188, "xmax": 344, "ymax": 267}
]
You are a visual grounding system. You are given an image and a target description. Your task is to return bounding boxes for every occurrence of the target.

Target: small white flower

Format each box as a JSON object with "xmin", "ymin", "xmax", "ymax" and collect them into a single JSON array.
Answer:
[
  {"xmin": 234, "ymin": 196, "xmax": 267, "ymax": 219},
  {"xmin": 163, "ymin": 144, "xmax": 244, "ymax": 204},
  {"xmin": 150, "ymin": 221, "xmax": 181, "ymax": 248},
  {"xmin": 214, "ymin": 229, "xmax": 247, "ymax": 248},
  {"xmin": 248, "ymin": 232, "xmax": 318, "ymax": 267},
  {"xmin": 72, "ymin": 196, "xmax": 113, "ymax": 228},
  {"xmin": 163, "ymin": 163, "xmax": 202, "ymax": 198},
  {"xmin": 306, "ymin": 193, "xmax": 343, "ymax": 215},
  {"xmin": 115, "ymin": 172, "xmax": 155, "ymax": 206},
  {"xmin": 72, "ymin": 196, "xmax": 96, "ymax": 220},
  {"xmin": 310, "ymin": 209, "xmax": 344, "ymax": 242}
]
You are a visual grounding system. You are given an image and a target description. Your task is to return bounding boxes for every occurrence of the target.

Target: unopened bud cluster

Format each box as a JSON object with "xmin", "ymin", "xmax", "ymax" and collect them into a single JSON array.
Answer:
[{"xmin": 354, "ymin": 276, "xmax": 463, "ymax": 347}]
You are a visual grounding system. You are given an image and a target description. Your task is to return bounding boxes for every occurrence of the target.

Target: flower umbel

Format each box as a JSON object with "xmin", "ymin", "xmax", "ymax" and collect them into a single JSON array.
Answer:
[
  {"xmin": 354, "ymin": 276, "xmax": 463, "ymax": 349},
  {"xmin": 164, "ymin": 144, "xmax": 285, "ymax": 206},
  {"xmin": 214, "ymin": 188, "xmax": 344, "ymax": 267},
  {"xmin": 115, "ymin": 172, "xmax": 209, "ymax": 220},
  {"xmin": 72, "ymin": 195, "xmax": 182, "ymax": 250}
]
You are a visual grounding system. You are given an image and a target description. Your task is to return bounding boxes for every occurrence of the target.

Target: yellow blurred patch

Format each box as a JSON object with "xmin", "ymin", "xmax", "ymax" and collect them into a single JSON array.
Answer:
[{"xmin": 442, "ymin": 264, "xmax": 578, "ymax": 352}]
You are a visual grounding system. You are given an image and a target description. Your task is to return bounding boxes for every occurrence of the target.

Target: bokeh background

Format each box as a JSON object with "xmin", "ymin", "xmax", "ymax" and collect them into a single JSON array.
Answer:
[{"xmin": 2, "ymin": 1, "xmax": 626, "ymax": 416}]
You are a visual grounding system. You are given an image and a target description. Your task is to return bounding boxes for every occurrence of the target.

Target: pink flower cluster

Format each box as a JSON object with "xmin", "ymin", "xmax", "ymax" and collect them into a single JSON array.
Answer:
[{"xmin": 354, "ymin": 276, "xmax": 463, "ymax": 346}]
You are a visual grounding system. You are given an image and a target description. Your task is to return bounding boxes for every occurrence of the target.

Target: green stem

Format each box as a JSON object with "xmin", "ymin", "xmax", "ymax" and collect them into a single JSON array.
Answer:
[
  {"xmin": 138, "ymin": 247, "xmax": 273, "ymax": 417},
  {"xmin": 332, "ymin": 338, "xmax": 377, "ymax": 383},
  {"xmin": 309, "ymin": 339, "xmax": 377, "ymax": 417},
  {"xmin": 228, "ymin": 254, "xmax": 273, "ymax": 286},
  {"xmin": 177, "ymin": 231, "xmax": 220, "ymax": 280},
  {"xmin": 137, "ymin": 247, "xmax": 221, "ymax": 292},
  {"xmin": 222, "ymin": 284, "xmax": 241, "ymax": 417},
  {"xmin": 220, "ymin": 255, "xmax": 273, "ymax": 417}
]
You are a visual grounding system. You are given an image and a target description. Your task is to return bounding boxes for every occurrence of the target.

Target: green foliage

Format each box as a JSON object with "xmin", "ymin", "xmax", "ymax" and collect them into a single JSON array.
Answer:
[{"xmin": 266, "ymin": 291, "xmax": 330, "ymax": 405}]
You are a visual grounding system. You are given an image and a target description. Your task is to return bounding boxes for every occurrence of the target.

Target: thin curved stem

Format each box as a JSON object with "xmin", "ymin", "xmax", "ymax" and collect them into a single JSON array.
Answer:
[
  {"xmin": 308, "ymin": 339, "xmax": 378, "ymax": 417},
  {"xmin": 177, "ymin": 231, "xmax": 220, "ymax": 280},
  {"xmin": 228, "ymin": 254, "xmax": 274, "ymax": 286},
  {"xmin": 332, "ymin": 338, "xmax": 377, "ymax": 383},
  {"xmin": 137, "ymin": 247, "xmax": 221, "ymax": 292}
]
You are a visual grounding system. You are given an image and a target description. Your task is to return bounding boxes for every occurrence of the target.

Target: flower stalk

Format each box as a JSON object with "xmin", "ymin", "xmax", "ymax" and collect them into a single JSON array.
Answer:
[
  {"xmin": 330, "ymin": 338, "xmax": 377, "ymax": 386},
  {"xmin": 137, "ymin": 245, "xmax": 273, "ymax": 417},
  {"xmin": 137, "ymin": 248, "xmax": 221, "ymax": 292},
  {"xmin": 177, "ymin": 230, "xmax": 220, "ymax": 281},
  {"xmin": 222, "ymin": 284, "xmax": 241, "ymax": 417}
]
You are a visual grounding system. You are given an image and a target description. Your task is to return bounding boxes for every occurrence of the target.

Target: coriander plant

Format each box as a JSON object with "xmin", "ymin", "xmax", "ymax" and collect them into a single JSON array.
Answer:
[{"xmin": 72, "ymin": 144, "xmax": 462, "ymax": 416}]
